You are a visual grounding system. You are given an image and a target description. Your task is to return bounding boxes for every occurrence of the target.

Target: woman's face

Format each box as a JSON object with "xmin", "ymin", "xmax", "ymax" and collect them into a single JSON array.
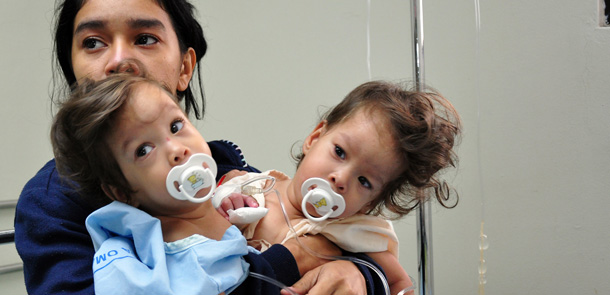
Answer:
[{"xmin": 71, "ymin": 0, "xmax": 194, "ymax": 93}]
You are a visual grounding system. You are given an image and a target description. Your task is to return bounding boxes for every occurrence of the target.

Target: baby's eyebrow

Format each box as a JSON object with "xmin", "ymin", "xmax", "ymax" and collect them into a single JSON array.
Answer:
[
  {"xmin": 114, "ymin": 129, "xmax": 138, "ymax": 160},
  {"xmin": 120, "ymin": 138, "xmax": 132, "ymax": 156}
]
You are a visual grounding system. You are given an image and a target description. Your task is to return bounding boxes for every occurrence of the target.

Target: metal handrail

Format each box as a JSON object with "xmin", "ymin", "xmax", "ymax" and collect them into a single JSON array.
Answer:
[
  {"xmin": 0, "ymin": 199, "xmax": 18, "ymax": 209},
  {"xmin": 0, "ymin": 263, "xmax": 22, "ymax": 275},
  {"xmin": 0, "ymin": 229, "xmax": 15, "ymax": 244},
  {"xmin": 0, "ymin": 199, "xmax": 22, "ymax": 274},
  {"xmin": 0, "ymin": 199, "xmax": 17, "ymax": 244},
  {"xmin": 0, "ymin": 229, "xmax": 22, "ymax": 275}
]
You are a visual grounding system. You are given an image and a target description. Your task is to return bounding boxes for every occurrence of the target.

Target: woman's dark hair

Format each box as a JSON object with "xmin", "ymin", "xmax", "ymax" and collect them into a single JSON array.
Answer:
[
  {"xmin": 52, "ymin": 0, "xmax": 207, "ymax": 118},
  {"xmin": 295, "ymin": 81, "xmax": 462, "ymax": 219}
]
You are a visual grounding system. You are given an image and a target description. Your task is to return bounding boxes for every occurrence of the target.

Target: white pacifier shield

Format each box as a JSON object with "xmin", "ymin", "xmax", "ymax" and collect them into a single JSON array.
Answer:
[
  {"xmin": 166, "ymin": 153, "xmax": 217, "ymax": 203},
  {"xmin": 301, "ymin": 178, "xmax": 346, "ymax": 222}
]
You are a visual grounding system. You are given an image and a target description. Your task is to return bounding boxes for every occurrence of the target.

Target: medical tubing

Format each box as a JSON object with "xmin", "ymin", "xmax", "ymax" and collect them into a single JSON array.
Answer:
[
  {"xmin": 248, "ymin": 272, "xmax": 298, "ymax": 295},
  {"xmin": 240, "ymin": 175, "xmax": 276, "ymax": 196},
  {"xmin": 234, "ymin": 176, "xmax": 297, "ymax": 294},
  {"xmin": 271, "ymin": 188, "xmax": 393, "ymax": 295}
]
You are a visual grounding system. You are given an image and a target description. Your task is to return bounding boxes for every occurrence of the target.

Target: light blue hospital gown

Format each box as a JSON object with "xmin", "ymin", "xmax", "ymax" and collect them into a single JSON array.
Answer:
[{"xmin": 85, "ymin": 201, "xmax": 250, "ymax": 295}]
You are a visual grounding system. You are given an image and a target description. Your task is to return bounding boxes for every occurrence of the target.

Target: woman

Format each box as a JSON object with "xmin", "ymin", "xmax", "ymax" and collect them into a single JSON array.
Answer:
[{"xmin": 14, "ymin": 0, "xmax": 383, "ymax": 294}]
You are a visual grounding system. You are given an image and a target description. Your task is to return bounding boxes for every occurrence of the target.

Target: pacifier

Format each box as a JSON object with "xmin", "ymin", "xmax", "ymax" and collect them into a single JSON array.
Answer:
[
  {"xmin": 301, "ymin": 178, "xmax": 346, "ymax": 222},
  {"xmin": 166, "ymin": 153, "xmax": 217, "ymax": 203}
]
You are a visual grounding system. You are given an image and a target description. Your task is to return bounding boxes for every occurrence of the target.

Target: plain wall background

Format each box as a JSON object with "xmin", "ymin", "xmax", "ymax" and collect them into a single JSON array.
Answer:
[{"xmin": 1, "ymin": 1, "xmax": 609, "ymax": 294}]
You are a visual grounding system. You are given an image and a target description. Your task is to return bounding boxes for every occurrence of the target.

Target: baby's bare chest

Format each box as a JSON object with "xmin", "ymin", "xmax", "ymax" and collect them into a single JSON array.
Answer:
[{"xmin": 249, "ymin": 198, "xmax": 297, "ymax": 244}]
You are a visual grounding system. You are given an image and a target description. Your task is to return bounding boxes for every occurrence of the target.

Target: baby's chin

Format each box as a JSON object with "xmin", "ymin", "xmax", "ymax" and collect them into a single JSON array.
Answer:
[{"xmin": 159, "ymin": 199, "xmax": 208, "ymax": 216}]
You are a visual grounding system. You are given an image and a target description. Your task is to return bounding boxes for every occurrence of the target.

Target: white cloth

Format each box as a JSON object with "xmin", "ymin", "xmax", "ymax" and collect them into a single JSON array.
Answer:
[{"xmin": 283, "ymin": 214, "xmax": 398, "ymax": 257}]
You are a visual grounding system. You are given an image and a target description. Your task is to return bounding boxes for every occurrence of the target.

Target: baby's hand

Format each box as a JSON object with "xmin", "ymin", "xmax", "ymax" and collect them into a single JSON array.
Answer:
[
  {"xmin": 213, "ymin": 170, "xmax": 269, "ymax": 225},
  {"xmin": 215, "ymin": 192, "xmax": 268, "ymax": 225},
  {"xmin": 214, "ymin": 170, "xmax": 254, "ymax": 219},
  {"xmin": 215, "ymin": 192, "xmax": 260, "ymax": 219}
]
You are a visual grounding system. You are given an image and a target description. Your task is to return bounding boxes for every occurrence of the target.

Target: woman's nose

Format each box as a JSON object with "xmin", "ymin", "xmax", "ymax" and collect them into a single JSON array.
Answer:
[{"xmin": 104, "ymin": 43, "xmax": 141, "ymax": 77}]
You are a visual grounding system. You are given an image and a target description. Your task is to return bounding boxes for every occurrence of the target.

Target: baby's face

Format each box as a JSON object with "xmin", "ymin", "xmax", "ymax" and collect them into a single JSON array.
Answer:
[
  {"xmin": 106, "ymin": 82, "xmax": 211, "ymax": 216},
  {"xmin": 294, "ymin": 108, "xmax": 403, "ymax": 218}
]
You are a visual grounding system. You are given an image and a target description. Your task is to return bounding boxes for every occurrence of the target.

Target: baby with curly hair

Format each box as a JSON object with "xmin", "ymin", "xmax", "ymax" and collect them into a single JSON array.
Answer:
[{"xmin": 216, "ymin": 80, "xmax": 462, "ymax": 295}]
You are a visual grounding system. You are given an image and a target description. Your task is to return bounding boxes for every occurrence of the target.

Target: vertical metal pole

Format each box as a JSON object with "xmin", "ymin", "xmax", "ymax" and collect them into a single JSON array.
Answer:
[
  {"xmin": 411, "ymin": 0, "xmax": 425, "ymax": 88},
  {"xmin": 410, "ymin": 0, "xmax": 434, "ymax": 295},
  {"xmin": 416, "ymin": 203, "xmax": 433, "ymax": 295}
]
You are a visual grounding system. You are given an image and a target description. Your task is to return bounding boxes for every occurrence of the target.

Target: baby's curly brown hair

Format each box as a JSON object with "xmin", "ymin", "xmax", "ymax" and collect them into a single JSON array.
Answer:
[{"xmin": 296, "ymin": 81, "xmax": 462, "ymax": 219}]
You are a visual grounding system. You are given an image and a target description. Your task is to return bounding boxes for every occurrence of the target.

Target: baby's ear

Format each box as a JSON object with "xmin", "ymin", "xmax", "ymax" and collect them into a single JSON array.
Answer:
[
  {"xmin": 362, "ymin": 200, "xmax": 377, "ymax": 213},
  {"xmin": 101, "ymin": 184, "xmax": 136, "ymax": 206},
  {"xmin": 303, "ymin": 120, "xmax": 327, "ymax": 154}
]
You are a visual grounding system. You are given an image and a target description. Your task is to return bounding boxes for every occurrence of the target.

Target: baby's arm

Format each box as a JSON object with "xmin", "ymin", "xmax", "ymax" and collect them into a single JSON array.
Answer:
[{"xmin": 366, "ymin": 251, "xmax": 414, "ymax": 295}]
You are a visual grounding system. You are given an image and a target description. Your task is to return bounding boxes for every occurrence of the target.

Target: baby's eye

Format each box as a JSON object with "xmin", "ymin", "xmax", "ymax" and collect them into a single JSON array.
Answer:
[
  {"xmin": 334, "ymin": 145, "xmax": 346, "ymax": 160},
  {"xmin": 83, "ymin": 38, "xmax": 105, "ymax": 50},
  {"xmin": 136, "ymin": 145, "xmax": 153, "ymax": 158},
  {"xmin": 170, "ymin": 120, "xmax": 184, "ymax": 134},
  {"xmin": 135, "ymin": 35, "xmax": 159, "ymax": 46},
  {"xmin": 358, "ymin": 176, "xmax": 372, "ymax": 189}
]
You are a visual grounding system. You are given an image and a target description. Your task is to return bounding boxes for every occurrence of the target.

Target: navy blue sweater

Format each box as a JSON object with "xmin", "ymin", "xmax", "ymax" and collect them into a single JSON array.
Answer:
[{"xmin": 15, "ymin": 140, "xmax": 385, "ymax": 294}]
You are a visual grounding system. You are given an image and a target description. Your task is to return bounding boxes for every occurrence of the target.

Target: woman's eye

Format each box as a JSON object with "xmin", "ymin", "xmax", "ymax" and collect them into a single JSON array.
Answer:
[
  {"xmin": 171, "ymin": 120, "xmax": 184, "ymax": 134},
  {"xmin": 136, "ymin": 145, "xmax": 153, "ymax": 158},
  {"xmin": 135, "ymin": 35, "xmax": 159, "ymax": 46},
  {"xmin": 358, "ymin": 176, "xmax": 372, "ymax": 189},
  {"xmin": 83, "ymin": 38, "xmax": 104, "ymax": 50},
  {"xmin": 334, "ymin": 145, "xmax": 346, "ymax": 160}
]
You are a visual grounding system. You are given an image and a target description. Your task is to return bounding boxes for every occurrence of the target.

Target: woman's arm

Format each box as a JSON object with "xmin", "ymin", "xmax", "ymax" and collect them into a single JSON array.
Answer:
[
  {"xmin": 282, "ymin": 235, "xmax": 384, "ymax": 295},
  {"xmin": 15, "ymin": 160, "xmax": 97, "ymax": 295},
  {"xmin": 285, "ymin": 248, "xmax": 389, "ymax": 295},
  {"xmin": 283, "ymin": 260, "xmax": 367, "ymax": 295},
  {"xmin": 236, "ymin": 240, "xmax": 371, "ymax": 295}
]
